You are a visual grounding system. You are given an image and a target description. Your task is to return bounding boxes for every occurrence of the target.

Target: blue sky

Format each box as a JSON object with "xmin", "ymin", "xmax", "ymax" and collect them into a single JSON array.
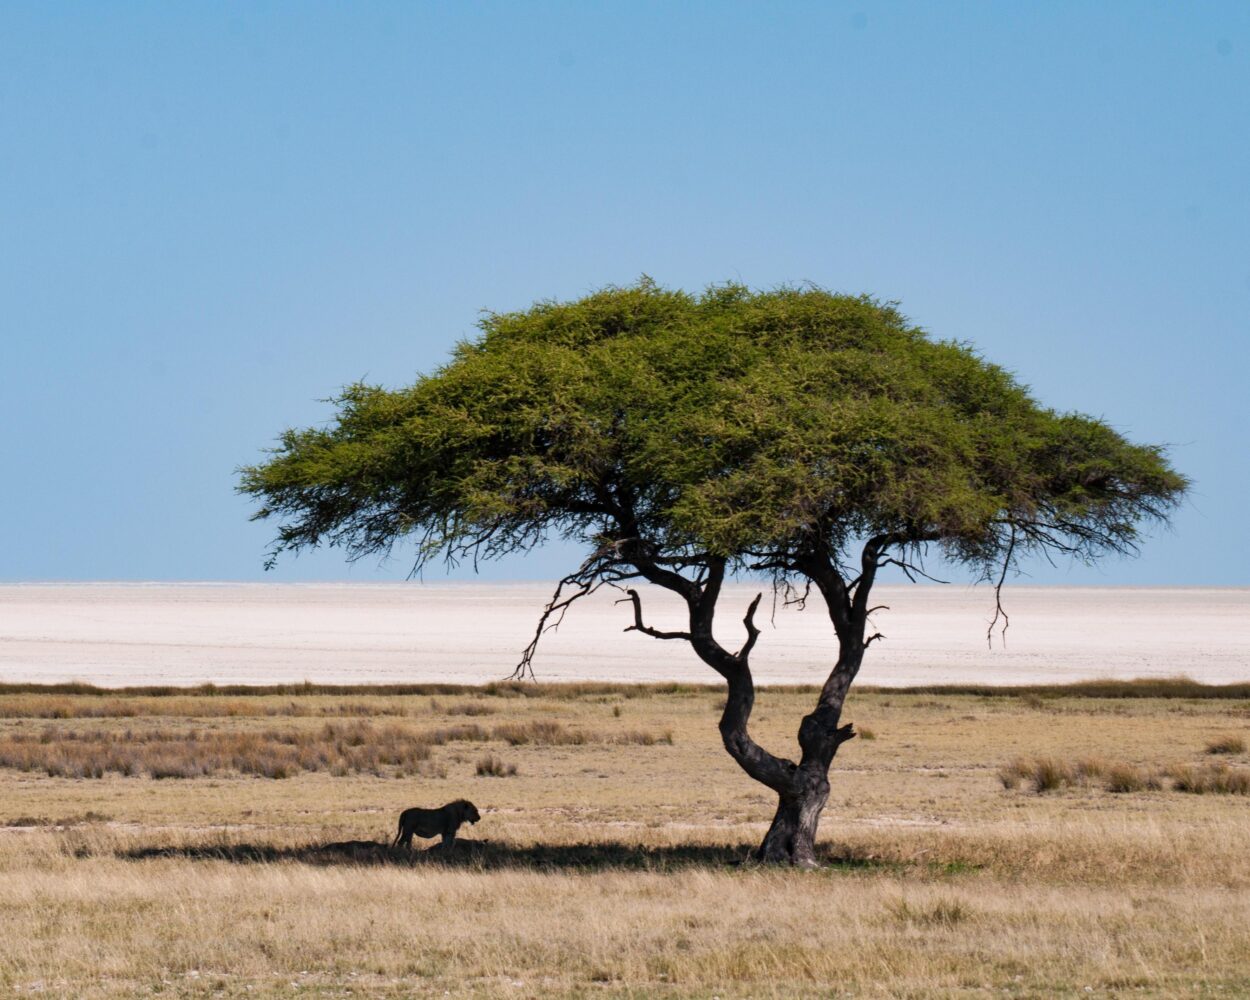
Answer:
[{"xmin": 2, "ymin": 2, "xmax": 1246, "ymax": 585}]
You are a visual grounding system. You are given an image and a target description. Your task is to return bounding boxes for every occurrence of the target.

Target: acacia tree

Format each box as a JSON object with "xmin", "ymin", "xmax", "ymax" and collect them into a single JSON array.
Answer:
[{"xmin": 239, "ymin": 281, "xmax": 1186, "ymax": 865}]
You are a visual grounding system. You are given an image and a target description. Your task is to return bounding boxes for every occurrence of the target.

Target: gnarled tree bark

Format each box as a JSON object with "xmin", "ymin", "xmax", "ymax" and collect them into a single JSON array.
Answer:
[{"xmin": 616, "ymin": 542, "xmax": 887, "ymax": 865}]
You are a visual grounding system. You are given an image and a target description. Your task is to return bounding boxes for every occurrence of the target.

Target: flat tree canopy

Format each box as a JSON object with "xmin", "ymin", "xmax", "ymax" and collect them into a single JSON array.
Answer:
[{"xmin": 240, "ymin": 280, "xmax": 1186, "ymax": 864}]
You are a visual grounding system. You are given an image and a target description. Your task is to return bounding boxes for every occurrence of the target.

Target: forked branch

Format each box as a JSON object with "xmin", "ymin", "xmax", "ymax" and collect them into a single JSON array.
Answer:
[
  {"xmin": 736, "ymin": 593, "xmax": 763, "ymax": 660},
  {"xmin": 618, "ymin": 589, "xmax": 691, "ymax": 641},
  {"xmin": 513, "ymin": 543, "xmax": 640, "ymax": 679}
]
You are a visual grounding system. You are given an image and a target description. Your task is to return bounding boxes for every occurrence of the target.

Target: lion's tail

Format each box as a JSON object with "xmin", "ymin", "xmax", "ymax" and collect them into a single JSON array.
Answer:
[{"xmin": 391, "ymin": 817, "xmax": 403, "ymax": 848}]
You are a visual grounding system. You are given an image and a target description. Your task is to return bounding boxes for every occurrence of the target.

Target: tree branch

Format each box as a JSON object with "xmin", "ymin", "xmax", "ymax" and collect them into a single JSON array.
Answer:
[
  {"xmin": 617, "ymin": 589, "xmax": 692, "ymax": 641},
  {"xmin": 986, "ymin": 524, "xmax": 1015, "ymax": 648},
  {"xmin": 512, "ymin": 542, "xmax": 640, "ymax": 679},
  {"xmin": 878, "ymin": 557, "xmax": 950, "ymax": 586},
  {"xmin": 850, "ymin": 531, "xmax": 942, "ymax": 620},
  {"xmin": 793, "ymin": 549, "xmax": 853, "ymax": 636},
  {"xmin": 736, "ymin": 593, "xmax": 763, "ymax": 659}
]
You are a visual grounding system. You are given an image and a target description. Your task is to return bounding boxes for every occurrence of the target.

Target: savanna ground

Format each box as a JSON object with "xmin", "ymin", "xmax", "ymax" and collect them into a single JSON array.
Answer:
[{"xmin": 2, "ymin": 680, "xmax": 1249, "ymax": 999}]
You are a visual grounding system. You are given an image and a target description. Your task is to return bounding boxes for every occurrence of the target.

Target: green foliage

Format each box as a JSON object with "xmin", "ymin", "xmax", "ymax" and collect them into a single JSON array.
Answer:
[{"xmin": 239, "ymin": 280, "xmax": 1186, "ymax": 577}]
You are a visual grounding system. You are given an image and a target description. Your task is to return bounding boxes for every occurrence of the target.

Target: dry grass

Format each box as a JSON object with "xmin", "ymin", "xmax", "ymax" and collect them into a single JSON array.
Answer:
[
  {"xmin": 2, "ymin": 681, "xmax": 1250, "ymax": 998},
  {"xmin": 863, "ymin": 677, "xmax": 1250, "ymax": 699},
  {"xmin": 475, "ymin": 754, "xmax": 518, "ymax": 777},
  {"xmin": 5, "ymin": 675, "xmax": 1249, "ymax": 701},
  {"xmin": 438, "ymin": 699, "xmax": 498, "ymax": 717},
  {"xmin": 491, "ymin": 719, "xmax": 672, "ymax": 746},
  {"xmin": 1205, "ymin": 733, "xmax": 1247, "ymax": 754},
  {"xmin": 0, "ymin": 680, "xmax": 723, "ymax": 700},
  {"xmin": 0, "ymin": 717, "xmax": 674, "ymax": 780},
  {"xmin": 1103, "ymin": 762, "xmax": 1162, "ymax": 793},
  {"xmin": 0, "ymin": 721, "xmax": 442, "ymax": 779},
  {"xmin": 999, "ymin": 753, "xmax": 1248, "ymax": 796},
  {"xmin": 1170, "ymin": 762, "xmax": 1250, "ymax": 795},
  {"xmin": 997, "ymin": 755, "xmax": 1107, "ymax": 792},
  {"xmin": 491, "ymin": 719, "xmax": 590, "ymax": 746}
]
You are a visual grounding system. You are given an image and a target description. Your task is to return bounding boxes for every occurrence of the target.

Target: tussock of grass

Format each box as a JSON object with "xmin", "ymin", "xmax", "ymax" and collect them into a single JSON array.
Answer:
[
  {"xmin": 1205, "ymin": 734, "xmax": 1246, "ymax": 755},
  {"xmin": 475, "ymin": 754, "xmax": 518, "ymax": 777},
  {"xmin": 1104, "ymin": 763, "xmax": 1161, "ymax": 793},
  {"xmin": 1073, "ymin": 755, "xmax": 1108, "ymax": 777},
  {"xmin": 1170, "ymin": 763, "xmax": 1250, "ymax": 795},
  {"xmin": 1000, "ymin": 756, "xmax": 1158, "ymax": 794},
  {"xmin": 1031, "ymin": 757, "xmax": 1075, "ymax": 792},
  {"xmin": 492, "ymin": 720, "xmax": 588, "ymax": 746},
  {"xmin": 1000, "ymin": 760, "xmax": 1020, "ymax": 795},
  {"xmin": 999, "ymin": 756, "xmax": 1089, "ymax": 792},
  {"xmin": 1001, "ymin": 755, "xmax": 1247, "ymax": 796},
  {"xmin": 427, "ymin": 723, "xmax": 491, "ymax": 743}
]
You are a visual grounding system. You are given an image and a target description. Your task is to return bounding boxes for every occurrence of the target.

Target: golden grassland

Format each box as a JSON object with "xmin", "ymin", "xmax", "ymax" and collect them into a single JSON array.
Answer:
[{"xmin": 2, "ymin": 680, "xmax": 1250, "ymax": 998}]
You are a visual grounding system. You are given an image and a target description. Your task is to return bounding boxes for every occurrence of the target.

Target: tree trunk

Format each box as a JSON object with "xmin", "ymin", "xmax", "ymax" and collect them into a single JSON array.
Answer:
[
  {"xmin": 756, "ymin": 765, "xmax": 830, "ymax": 866},
  {"xmin": 753, "ymin": 710, "xmax": 857, "ymax": 865},
  {"xmin": 678, "ymin": 565, "xmax": 865, "ymax": 866},
  {"xmin": 714, "ymin": 650, "xmax": 860, "ymax": 866}
]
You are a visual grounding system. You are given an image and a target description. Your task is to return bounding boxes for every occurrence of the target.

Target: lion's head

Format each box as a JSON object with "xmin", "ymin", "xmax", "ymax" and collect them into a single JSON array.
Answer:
[{"xmin": 455, "ymin": 799, "xmax": 481, "ymax": 825}]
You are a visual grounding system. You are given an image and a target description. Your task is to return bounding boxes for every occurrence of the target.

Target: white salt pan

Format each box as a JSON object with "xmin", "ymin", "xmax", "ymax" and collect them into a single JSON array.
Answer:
[{"xmin": 0, "ymin": 583, "xmax": 1246, "ymax": 688}]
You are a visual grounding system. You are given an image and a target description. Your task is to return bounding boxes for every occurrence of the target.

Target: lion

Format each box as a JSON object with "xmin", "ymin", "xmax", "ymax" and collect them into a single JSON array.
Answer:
[{"xmin": 392, "ymin": 799, "xmax": 481, "ymax": 850}]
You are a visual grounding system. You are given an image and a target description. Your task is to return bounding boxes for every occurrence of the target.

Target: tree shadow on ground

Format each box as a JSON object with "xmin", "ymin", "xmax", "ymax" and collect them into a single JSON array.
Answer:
[{"xmin": 117, "ymin": 838, "xmax": 895, "ymax": 873}]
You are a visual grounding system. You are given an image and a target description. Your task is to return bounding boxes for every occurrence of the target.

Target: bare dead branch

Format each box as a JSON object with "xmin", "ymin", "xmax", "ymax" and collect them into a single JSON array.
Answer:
[
  {"xmin": 512, "ymin": 543, "xmax": 641, "ymax": 679},
  {"xmin": 987, "ymin": 525, "xmax": 1016, "ymax": 649},
  {"xmin": 769, "ymin": 576, "xmax": 810, "ymax": 627},
  {"xmin": 617, "ymin": 588, "xmax": 692, "ymax": 642},
  {"xmin": 783, "ymin": 579, "xmax": 812, "ymax": 610},
  {"xmin": 513, "ymin": 575, "xmax": 601, "ymax": 680},
  {"xmin": 736, "ymin": 592, "xmax": 763, "ymax": 660},
  {"xmin": 879, "ymin": 556, "xmax": 951, "ymax": 585}
]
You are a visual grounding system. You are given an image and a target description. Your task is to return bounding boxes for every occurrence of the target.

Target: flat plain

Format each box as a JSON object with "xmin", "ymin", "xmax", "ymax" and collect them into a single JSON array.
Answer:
[
  {"xmin": 3, "ymin": 583, "xmax": 1248, "ymax": 687},
  {"xmin": 2, "ymin": 681, "xmax": 1250, "ymax": 999}
]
